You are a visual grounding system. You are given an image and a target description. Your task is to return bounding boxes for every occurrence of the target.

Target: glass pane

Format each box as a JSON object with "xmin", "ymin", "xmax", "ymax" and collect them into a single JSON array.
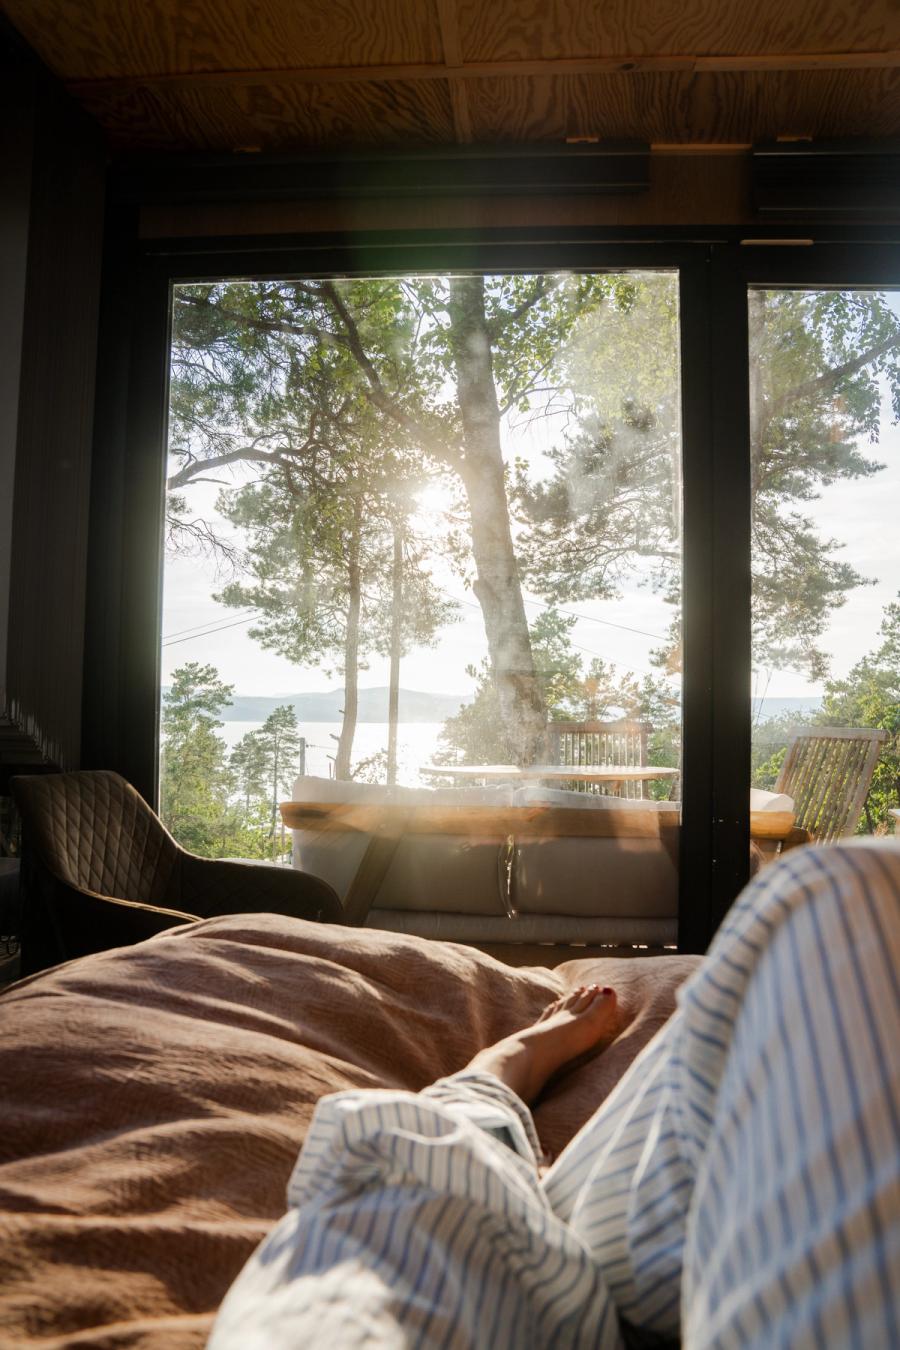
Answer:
[
  {"xmin": 749, "ymin": 288, "xmax": 900, "ymax": 847},
  {"xmin": 159, "ymin": 272, "xmax": 683, "ymax": 946}
]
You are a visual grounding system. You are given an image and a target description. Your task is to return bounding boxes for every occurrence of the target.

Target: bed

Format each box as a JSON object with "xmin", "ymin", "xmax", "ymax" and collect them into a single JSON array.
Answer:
[{"xmin": 0, "ymin": 914, "xmax": 698, "ymax": 1347}]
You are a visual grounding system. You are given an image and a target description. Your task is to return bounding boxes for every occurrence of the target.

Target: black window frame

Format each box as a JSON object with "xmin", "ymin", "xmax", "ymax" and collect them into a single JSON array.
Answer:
[{"xmin": 82, "ymin": 219, "xmax": 900, "ymax": 952}]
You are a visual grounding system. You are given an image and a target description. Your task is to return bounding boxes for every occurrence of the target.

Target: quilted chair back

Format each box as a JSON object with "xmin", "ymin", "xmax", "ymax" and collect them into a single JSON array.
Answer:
[{"xmin": 12, "ymin": 771, "xmax": 181, "ymax": 908}]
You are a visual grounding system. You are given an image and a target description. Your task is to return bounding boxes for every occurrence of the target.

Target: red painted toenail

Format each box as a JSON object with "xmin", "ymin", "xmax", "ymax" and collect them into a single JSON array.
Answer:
[{"xmin": 601, "ymin": 987, "xmax": 614, "ymax": 996}]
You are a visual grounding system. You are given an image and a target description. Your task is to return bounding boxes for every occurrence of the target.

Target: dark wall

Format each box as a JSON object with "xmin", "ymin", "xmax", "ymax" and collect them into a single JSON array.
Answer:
[
  {"xmin": 0, "ymin": 50, "xmax": 106, "ymax": 768},
  {"xmin": 0, "ymin": 67, "xmax": 34, "ymax": 725}
]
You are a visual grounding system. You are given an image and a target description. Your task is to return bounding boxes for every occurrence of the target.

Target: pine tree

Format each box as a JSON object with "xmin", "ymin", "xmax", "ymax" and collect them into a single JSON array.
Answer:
[{"xmin": 159, "ymin": 662, "xmax": 235, "ymax": 855}]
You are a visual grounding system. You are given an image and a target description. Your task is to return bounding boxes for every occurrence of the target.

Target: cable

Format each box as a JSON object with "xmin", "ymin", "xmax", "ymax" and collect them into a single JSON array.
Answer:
[
  {"xmin": 521, "ymin": 594, "xmax": 668, "ymax": 642},
  {"xmin": 434, "ymin": 585, "xmax": 672, "ymax": 682},
  {"xmin": 162, "ymin": 613, "xmax": 259, "ymax": 647},
  {"xmin": 162, "ymin": 609, "xmax": 257, "ymax": 641}
]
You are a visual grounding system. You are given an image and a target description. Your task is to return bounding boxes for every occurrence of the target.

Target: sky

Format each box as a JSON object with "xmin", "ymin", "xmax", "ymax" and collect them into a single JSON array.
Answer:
[{"xmin": 161, "ymin": 283, "xmax": 900, "ymax": 710}]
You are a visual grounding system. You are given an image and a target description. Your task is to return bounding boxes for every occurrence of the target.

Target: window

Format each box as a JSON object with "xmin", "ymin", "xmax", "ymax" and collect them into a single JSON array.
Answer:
[
  {"xmin": 158, "ymin": 270, "xmax": 684, "ymax": 944},
  {"xmin": 748, "ymin": 286, "xmax": 900, "ymax": 841}
]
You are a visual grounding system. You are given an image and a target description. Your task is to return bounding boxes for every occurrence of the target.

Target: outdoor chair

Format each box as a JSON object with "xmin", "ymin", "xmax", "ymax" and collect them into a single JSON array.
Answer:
[
  {"xmin": 11, "ymin": 770, "xmax": 343, "ymax": 977},
  {"xmin": 775, "ymin": 726, "xmax": 888, "ymax": 846},
  {"xmin": 545, "ymin": 718, "xmax": 652, "ymax": 798}
]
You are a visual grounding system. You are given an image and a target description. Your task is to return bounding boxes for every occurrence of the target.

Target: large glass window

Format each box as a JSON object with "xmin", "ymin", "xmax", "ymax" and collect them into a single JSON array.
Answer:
[
  {"xmin": 749, "ymin": 287, "xmax": 900, "ymax": 844},
  {"xmin": 158, "ymin": 271, "xmax": 684, "ymax": 945}
]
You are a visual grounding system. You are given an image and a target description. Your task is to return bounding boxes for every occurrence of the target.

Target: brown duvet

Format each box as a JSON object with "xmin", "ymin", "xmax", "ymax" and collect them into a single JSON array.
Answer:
[{"xmin": 0, "ymin": 915, "xmax": 699, "ymax": 1348}]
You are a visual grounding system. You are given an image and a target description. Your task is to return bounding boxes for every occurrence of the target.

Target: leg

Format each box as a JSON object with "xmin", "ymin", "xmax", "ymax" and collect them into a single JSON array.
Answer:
[
  {"xmin": 209, "ymin": 986, "xmax": 623, "ymax": 1350},
  {"xmin": 543, "ymin": 840, "xmax": 900, "ymax": 1348}
]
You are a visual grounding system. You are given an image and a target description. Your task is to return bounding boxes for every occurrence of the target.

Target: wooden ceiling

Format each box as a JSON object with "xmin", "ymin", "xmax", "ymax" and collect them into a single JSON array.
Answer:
[{"xmin": 4, "ymin": 0, "xmax": 900, "ymax": 153}]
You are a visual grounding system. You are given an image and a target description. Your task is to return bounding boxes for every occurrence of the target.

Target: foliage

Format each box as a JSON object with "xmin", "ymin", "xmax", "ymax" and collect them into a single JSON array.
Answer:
[
  {"xmin": 750, "ymin": 711, "xmax": 798, "ymax": 791},
  {"xmin": 746, "ymin": 289, "xmax": 899, "ymax": 677},
  {"xmin": 815, "ymin": 598, "xmax": 900, "ymax": 832},
  {"xmin": 515, "ymin": 284, "xmax": 900, "ymax": 681},
  {"xmin": 230, "ymin": 730, "xmax": 269, "ymax": 811},
  {"xmin": 436, "ymin": 608, "xmax": 680, "ymax": 795},
  {"xmin": 165, "ymin": 277, "xmax": 899, "ymax": 813},
  {"xmin": 159, "ymin": 662, "xmax": 241, "ymax": 856},
  {"xmin": 167, "ymin": 275, "xmax": 624, "ymax": 764},
  {"xmin": 160, "ymin": 664, "xmax": 302, "ymax": 859},
  {"xmin": 254, "ymin": 705, "xmax": 305, "ymax": 842},
  {"xmin": 750, "ymin": 599, "xmax": 900, "ymax": 833}
]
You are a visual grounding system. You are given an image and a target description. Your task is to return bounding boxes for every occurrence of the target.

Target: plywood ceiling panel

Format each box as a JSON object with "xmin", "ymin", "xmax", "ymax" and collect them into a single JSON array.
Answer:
[
  {"xmin": 1, "ymin": 0, "xmax": 443, "ymax": 79},
  {"xmin": 76, "ymin": 70, "xmax": 900, "ymax": 153},
  {"xmin": 78, "ymin": 77, "xmax": 456, "ymax": 153},
  {"xmin": 466, "ymin": 70, "xmax": 900, "ymax": 145},
  {"xmin": 3, "ymin": 0, "xmax": 900, "ymax": 151},
  {"xmin": 455, "ymin": 0, "xmax": 900, "ymax": 63}
]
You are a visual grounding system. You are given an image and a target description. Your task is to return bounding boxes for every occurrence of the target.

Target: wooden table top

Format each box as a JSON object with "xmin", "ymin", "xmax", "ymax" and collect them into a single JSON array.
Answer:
[{"xmin": 420, "ymin": 763, "xmax": 680, "ymax": 783}]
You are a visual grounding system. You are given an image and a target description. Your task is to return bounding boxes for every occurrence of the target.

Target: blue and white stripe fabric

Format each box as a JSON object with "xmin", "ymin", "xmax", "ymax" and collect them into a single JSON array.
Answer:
[{"xmin": 209, "ymin": 839, "xmax": 900, "ymax": 1348}]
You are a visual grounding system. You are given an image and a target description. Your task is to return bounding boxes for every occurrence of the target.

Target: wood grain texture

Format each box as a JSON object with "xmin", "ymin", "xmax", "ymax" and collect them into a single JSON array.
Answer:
[
  {"xmin": 82, "ymin": 77, "xmax": 455, "ymax": 152},
  {"xmin": 466, "ymin": 69, "xmax": 900, "ymax": 144},
  {"xmin": 456, "ymin": 0, "xmax": 900, "ymax": 62},
  {"xmin": 1, "ymin": 0, "xmax": 443, "ymax": 79},
  {"xmin": 72, "ymin": 65, "xmax": 900, "ymax": 152},
  {"xmin": 437, "ymin": 0, "xmax": 473, "ymax": 142}
]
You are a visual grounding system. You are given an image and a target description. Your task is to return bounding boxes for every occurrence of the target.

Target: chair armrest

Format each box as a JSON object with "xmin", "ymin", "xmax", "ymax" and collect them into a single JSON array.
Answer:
[
  {"xmin": 19, "ymin": 869, "xmax": 199, "ymax": 978},
  {"xmin": 177, "ymin": 854, "xmax": 344, "ymax": 925}
]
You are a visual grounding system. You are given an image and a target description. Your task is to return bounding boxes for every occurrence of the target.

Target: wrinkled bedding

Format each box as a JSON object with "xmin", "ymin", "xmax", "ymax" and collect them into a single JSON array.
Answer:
[{"xmin": 0, "ymin": 914, "xmax": 698, "ymax": 1348}]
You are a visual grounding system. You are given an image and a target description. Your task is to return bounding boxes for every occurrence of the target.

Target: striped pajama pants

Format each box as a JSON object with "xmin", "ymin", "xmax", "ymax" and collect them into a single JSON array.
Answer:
[{"xmin": 210, "ymin": 839, "xmax": 900, "ymax": 1349}]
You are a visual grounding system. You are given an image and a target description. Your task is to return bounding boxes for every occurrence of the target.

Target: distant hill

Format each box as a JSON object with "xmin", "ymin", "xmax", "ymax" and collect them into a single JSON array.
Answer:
[
  {"xmin": 161, "ymin": 688, "xmax": 821, "ymax": 725},
  {"xmin": 219, "ymin": 687, "xmax": 474, "ymax": 723}
]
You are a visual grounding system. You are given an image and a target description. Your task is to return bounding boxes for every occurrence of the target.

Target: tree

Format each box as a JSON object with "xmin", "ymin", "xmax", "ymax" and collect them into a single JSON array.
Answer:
[
  {"xmin": 230, "ymin": 730, "xmax": 268, "ymax": 812},
  {"xmin": 515, "ymin": 282, "xmax": 900, "ymax": 683},
  {"xmin": 751, "ymin": 599, "xmax": 900, "ymax": 834},
  {"xmin": 435, "ymin": 608, "xmax": 578, "ymax": 765},
  {"xmin": 169, "ymin": 282, "xmax": 455, "ymax": 777},
  {"xmin": 159, "ymin": 662, "xmax": 236, "ymax": 855},
  {"xmin": 254, "ymin": 705, "xmax": 304, "ymax": 847},
  {"xmin": 747, "ymin": 289, "xmax": 899, "ymax": 677},
  {"xmin": 167, "ymin": 275, "xmax": 621, "ymax": 765},
  {"xmin": 815, "ymin": 598, "xmax": 900, "ymax": 832},
  {"xmin": 437, "ymin": 606, "xmax": 680, "ymax": 790},
  {"xmin": 214, "ymin": 472, "xmax": 455, "ymax": 778}
]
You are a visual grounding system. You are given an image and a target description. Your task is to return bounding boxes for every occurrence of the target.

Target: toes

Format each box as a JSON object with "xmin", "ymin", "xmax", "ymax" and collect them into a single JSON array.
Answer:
[
  {"xmin": 538, "ymin": 993, "xmax": 569, "ymax": 1022},
  {"xmin": 569, "ymin": 985, "xmax": 598, "ymax": 1012},
  {"xmin": 577, "ymin": 984, "xmax": 617, "ymax": 1016},
  {"xmin": 539, "ymin": 983, "xmax": 616, "ymax": 1023}
]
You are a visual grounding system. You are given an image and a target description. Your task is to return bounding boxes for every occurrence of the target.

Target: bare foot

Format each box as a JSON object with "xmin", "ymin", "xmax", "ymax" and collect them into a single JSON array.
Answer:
[{"xmin": 465, "ymin": 985, "xmax": 617, "ymax": 1105}]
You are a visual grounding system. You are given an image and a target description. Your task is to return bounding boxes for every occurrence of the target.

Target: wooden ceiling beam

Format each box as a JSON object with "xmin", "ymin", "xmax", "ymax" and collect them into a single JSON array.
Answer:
[
  {"xmin": 67, "ymin": 49, "xmax": 900, "ymax": 97},
  {"xmin": 436, "ymin": 0, "xmax": 472, "ymax": 144}
]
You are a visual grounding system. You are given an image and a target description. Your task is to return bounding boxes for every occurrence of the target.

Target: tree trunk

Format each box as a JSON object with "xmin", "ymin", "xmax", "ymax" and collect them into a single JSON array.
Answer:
[
  {"xmin": 334, "ymin": 499, "xmax": 362, "ymax": 779},
  {"xmin": 447, "ymin": 276, "xmax": 546, "ymax": 764},
  {"xmin": 386, "ymin": 524, "xmax": 403, "ymax": 786}
]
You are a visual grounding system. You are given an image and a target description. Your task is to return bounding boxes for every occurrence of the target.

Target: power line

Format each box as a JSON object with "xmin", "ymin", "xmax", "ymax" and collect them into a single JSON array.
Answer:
[
  {"xmin": 162, "ymin": 608, "xmax": 257, "ymax": 641},
  {"xmin": 521, "ymin": 594, "xmax": 668, "ymax": 643},
  {"xmin": 436, "ymin": 585, "xmax": 670, "ymax": 682},
  {"xmin": 162, "ymin": 613, "xmax": 259, "ymax": 647}
]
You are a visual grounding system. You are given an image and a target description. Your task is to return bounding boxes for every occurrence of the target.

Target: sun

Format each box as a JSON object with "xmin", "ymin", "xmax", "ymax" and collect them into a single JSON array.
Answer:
[{"xmin": 414, "ymin": 479, "xmax": 461, "ymax": 530}]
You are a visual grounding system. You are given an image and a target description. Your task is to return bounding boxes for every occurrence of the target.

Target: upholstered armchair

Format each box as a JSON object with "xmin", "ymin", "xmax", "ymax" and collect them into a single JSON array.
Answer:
[{"xmin": 11, "ymin": 770, "xmax": 343, "ymax": 977}]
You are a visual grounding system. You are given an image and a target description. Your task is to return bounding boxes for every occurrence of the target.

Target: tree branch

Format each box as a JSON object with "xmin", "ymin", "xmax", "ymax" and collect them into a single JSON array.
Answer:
[
  {"xmin": 177, "ymin": 293, "xmax": 341, "ymax": 350},
  {"xmin": 318, "ymin": 280, "xmax": 462, "ymax": 469},
  {"xmin": 488, "ymin": 276, "xmax": 558, "ymax": 341},
  {"xmin": 771, "ymin": 330, "xmax": 900, "ymax": 418},
  {"xmin": 167, "ymin": 446, "xmax": 287, "ymax": 490}
]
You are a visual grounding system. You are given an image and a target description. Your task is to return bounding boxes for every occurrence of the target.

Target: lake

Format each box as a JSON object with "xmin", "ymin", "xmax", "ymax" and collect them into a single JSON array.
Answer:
[{"xmin": 215, "ymin": 720, "xmax": 446, "ymax": 787}]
